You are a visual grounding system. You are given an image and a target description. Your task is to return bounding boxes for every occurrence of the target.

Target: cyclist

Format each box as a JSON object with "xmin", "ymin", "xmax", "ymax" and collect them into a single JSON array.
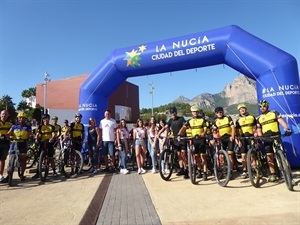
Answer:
[
  {"xmin": 69, "ymin": 113, "xmax": 85, "ymax": 153},
  {"xmin": 51, "ymin": 116, "xmax": 62, "ymax": 148},
  {"xmin": 212, "ymin": 106, "xmax": 236, "ymax": 179},
  {"xmin": 256, "ymin": 100, "xmax": 292, "ymax": 182},
  {"xmin": 185, "ymin": 105, "xmax": 208, "ymax": 180},
  {"xmin": 235, "ymin": 103, "xmax": 257, "ymax": 179},
  {"xmin": 60, "ymin": 119, "xmax": 70, "ymax": 147},
  {"xmin": 158, "ymin": 107, "xmax": 189, "ymax": 179},
  {"xmin": 3, "ymin": 112, "xmax": 32, "ymax": 182},
  {"xmin": 0, "ymin": 110, "xmax": 13, "ymax": 182},
  {"xmin": 32, "ymin": 114, "xmax": 57, "ymax": 178}
]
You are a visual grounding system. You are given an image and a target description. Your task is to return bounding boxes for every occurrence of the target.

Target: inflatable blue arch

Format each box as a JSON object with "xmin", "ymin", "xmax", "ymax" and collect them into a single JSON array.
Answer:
[{"xmin": 79, "ymin": 25, "xmax": 300, "ymax": 167}]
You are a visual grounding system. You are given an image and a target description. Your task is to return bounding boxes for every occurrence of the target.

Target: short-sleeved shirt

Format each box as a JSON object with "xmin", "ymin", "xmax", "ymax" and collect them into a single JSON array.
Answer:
[
  {"xmin": 0, "ymin": 120, "xmax": 13, "ymax": 137},
  {"xmin": 186, "ymin": 117, "xmax": 206, "ymax": 137},
  {"xmin": 213, "ymin": 116, "xmax": 234, "ymax": 137},
  {"xmin": 100, "ymin": 118, "xmax": 117, "ymax": 142},
  {"xmin": 10, "ymin": 123, "xmax": 32, "ymax": 142},
  {"xmin": 257, "ymin": 110, "xmax": 281, "ymax": 136},
  {"xmin": 236, "ymin": 114, "xmax": 256, "ymax": 137},
  {"xmin": 167, "ymin": 116, "xmax": 186, "ymax": 137}
]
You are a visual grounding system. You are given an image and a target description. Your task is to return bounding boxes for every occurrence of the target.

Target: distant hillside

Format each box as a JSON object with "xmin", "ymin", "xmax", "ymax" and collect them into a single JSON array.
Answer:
[{"xmin": 172, "ymin": 74, "xmax": 259, "ymax": 115}]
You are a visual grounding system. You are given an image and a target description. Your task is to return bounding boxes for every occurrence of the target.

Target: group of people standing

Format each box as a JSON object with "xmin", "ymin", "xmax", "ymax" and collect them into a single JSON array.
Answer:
[{"xmin": 0, "ymin": 98, "xmax": 293, "ymax": 183}]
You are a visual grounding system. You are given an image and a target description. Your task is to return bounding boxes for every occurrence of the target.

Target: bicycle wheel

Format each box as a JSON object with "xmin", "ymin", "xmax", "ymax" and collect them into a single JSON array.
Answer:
[
  {"xmin": 213, "ymin": 149, "xmax": 231, "ymax": 187},
  {"xmin": 39, "ymin": 151, "xmax": 49, "ymax": 182},
  {"xmin": 276, "ymin": 150, "xmax": 293, "ymax": 191},
  {"xmin": 8, "ymin": 154, "xmax": 16, "ymax": 186},
  {"xmin": 25, "ymin": 148, "xmax": 37, "ymax": 169},
  {"xmin": 247, "ymin": 149, "xmax": 263, "ymax": 188},
  {"xmin": 159, "ymin": 149, "xmax": 174, "ymax": 181},
  {"xmin": 81, "ymin": 150, "xmax": 93, "ymax": 172},
  {"xmin": 62, "ymin": 150, "xmax": 83, "ymax": 178},
  {"xmin": 188, "ymin": 147, "xmax": 197, "ymax": 184}
]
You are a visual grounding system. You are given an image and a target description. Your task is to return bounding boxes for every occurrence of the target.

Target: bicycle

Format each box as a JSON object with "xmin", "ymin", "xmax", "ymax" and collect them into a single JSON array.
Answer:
[
  {"xmin": 38, "ymin": 140, "xmax": 52, "ymax": 182},
  {"xmin": 7, "ymin": 143, "xmax": 25, "ymax": 186},
  {"xmin": 158, "ymin": 138, "xmax": 179, "ymax": 181},
  {"xmin": 81, "ymin": 147, "xmax": 93, "ymax": 172},
  {"xmin": 242, "ymin": 136, "xmax": 269, "ymax": 187},
  {"xmin": 180, "ymin": 137, "xmax": 197, "ymax": 184},
  {"xmin": 261, "ymin": 134, "xmax": 294, "ymax": 191},
  {"xmin": 25, "ymin": 140, "xmax": 39, "ymax": 169},
  {"xmin": 60, "ymin": 137, "xmax": 84, "ymax": 178},
  {"xmin": 212, "ymin": 137, "xmax": 231, "ymax": 187}
]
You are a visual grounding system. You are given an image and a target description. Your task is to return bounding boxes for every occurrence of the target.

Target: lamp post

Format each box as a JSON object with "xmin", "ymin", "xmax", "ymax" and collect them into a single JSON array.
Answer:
[
  {"xmin": 149, "ymin": 82, "xmax": 154, "ymax": 116},
  {"xmin": 42, "ymin": 71, "xmax": 51, "ymax": 114}
]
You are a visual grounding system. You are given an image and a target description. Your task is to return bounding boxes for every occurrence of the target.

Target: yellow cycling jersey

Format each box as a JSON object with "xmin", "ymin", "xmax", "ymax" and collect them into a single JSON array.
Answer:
[
  {"xmin": 236, "ymin": 114, "xmax": 256, "ymax": 136},
  {"xmin": 70, "ymin": 122, "xmax": 84, "ymax": 138},
  {"xmin": 11, "ymin": 124, "xmax": 31, "ymax": 141},
  {"xmin": 61, "ymin": 125, "xmax": 70, "ymax": 137},
  {"xmin": 257, "ymin": 110, "xmax": 281, "ymax": 135},
  {"xmin": 53, "ymin": 124, "xmax": 61, "ymax": 136},
  {"xmin": 39, "ymin": 124, "xmax": 55, "ymax": 141},
  {"xmin": 206, "ymin": 121, "xmax": 212, "ymax": 135},
  {"xmin": 187, "ymin": 117, "xmax": 206, "ymax": 137},
  {"xmin": 186, "ymin": 128, "xmax": 192, "ymax": 137},
  {"xmin": 0, "ymin": 121, "xmax": 13, "ymax": 136},
  {"xmin": 214, "ymin": 116, "xmax": 234, "ymax": 137}
]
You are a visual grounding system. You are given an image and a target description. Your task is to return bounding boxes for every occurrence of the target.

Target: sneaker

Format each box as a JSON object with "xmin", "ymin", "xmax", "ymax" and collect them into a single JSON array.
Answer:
[
  {"xmin": 165, "ymin": 169, "xmax": 170, "ymax": 174},
  {"xmin": 203, "ymin": 173, "xmax": 208, "ymax": 181},
  {"xmin": 93, "ymin": 169, "xmax": 98, "ymax": 174},
  {"xmin": 151, "ymin": 168, "xmax": 157, "ymax": 174},
  {"xmin": 140, "ymin": 168, "xmax": 146, "ymax": 174},
  {"xmin": 1, "ymin": 176, "xmax": 8, "ymax": 183},
  {"xmin": 123, "ymin": 169, "xmax": 129, "ymax": 175},
  {"xmin": 31, "ymin": 173, "xmax": 39, "ymax": 179},
  {"xmin": 0, "ymin": 174, "xmax": 3, "ymax": 181},
  {"xmin": 120, "ymin": 169, "xmax": 124, "ymax": 174},
  {"xmin": 176, "ymin": 169, "xmax": 185, "ymax": 176},
  {"xmin": 241, "ymin": 172, "xmax": 248, "ymax": 179},
  {"xmin": 268, "ymin": 174, "xmax": 278, "ymax": 182},
  {"xmin": 53, "ymin": 171, "xmax": 58, "ymax": 177},
  {"xmin": 137, "ymin": 168, "xmax": 141, "ymax": 174},
  {"xmin": 20, "ymin": 175, "xmax": 26, "ymax": 181}
]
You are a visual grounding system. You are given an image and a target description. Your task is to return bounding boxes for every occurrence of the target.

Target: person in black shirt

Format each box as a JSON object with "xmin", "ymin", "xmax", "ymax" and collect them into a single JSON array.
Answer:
[{"xmin": 158, "ymin": 107, "xmax": 189, "ymax": 179}]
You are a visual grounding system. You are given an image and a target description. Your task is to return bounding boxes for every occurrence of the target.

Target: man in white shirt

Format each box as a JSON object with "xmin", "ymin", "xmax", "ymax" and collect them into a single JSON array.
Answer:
[{"xmin": 99, "ymin": 109, "xmax": 117, "ymax": 171}]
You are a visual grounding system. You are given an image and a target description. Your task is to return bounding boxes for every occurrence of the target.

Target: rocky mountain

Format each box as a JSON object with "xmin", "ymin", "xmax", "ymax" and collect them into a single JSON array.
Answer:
[{"xmin": 173, "ymin": 74, "xmax": 257, "ymax": 113}]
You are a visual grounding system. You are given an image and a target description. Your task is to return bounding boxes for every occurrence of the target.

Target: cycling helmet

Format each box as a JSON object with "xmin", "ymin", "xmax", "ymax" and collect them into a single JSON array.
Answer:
[
  {"xmin": 17, "ymin": 112, "xmax": 27, "ymax": 118},
  {"xmin": 214, "ymin": 107, "xmax": 224, "ymax": 112},
  {"xmin": 169, "ymin": 107, "xmax": 177, "ymax": 114},
  {"xmin": 237, "ymin": 103, "xmax": 247, "ymax": 110},
  {"xmin": 258, "ymin": 100, "xmax": 269, "ymax": 107},
  {"xmin": 75, "ymin": 113, "xmax": 82, "ymax": 118},
  {"xmin": 190, "ymin": 105, "xmax": 200, "ymax": 112},
  {"xmin": 42, "ymin": 114, "xmax": 50, "ymax": 119},
  {"xmin": 52, "ymin": 116, "xmax": 58, "ymax": 120}
]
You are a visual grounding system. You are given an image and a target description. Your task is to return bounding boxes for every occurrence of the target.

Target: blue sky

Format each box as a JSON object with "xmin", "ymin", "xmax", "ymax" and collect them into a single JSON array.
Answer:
[{"xmin": 0, "ymin": 0, "xmax": 299, "ymax": 109}]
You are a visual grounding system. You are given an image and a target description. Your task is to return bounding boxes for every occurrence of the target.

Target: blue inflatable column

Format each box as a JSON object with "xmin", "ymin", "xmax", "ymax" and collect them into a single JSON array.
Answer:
[{"xmin": 256, "ymin": 61, "xmax": 300, "ymax": 167}]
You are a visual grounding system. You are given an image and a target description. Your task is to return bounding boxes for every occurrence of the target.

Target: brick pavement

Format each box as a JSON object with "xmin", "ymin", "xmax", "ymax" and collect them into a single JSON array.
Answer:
[{"xmin": 95, "ymin": 171, "xmax": 162, "ymax": 225}]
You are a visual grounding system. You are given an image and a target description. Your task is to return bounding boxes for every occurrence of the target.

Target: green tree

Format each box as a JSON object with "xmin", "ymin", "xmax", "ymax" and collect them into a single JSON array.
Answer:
[
  {"xmin": 21, "ymin": 87, "xmax": 36, "ymax": 107},
  {"xmin": 0, "ymin": 95, "xmax": 16, "ymax": 119}
]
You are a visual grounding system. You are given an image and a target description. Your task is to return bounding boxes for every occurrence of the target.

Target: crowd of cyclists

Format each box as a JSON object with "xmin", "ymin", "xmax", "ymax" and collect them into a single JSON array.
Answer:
[{"xmin": 0, "ymin": 98, "xmax": 294, "ymax": 186}]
